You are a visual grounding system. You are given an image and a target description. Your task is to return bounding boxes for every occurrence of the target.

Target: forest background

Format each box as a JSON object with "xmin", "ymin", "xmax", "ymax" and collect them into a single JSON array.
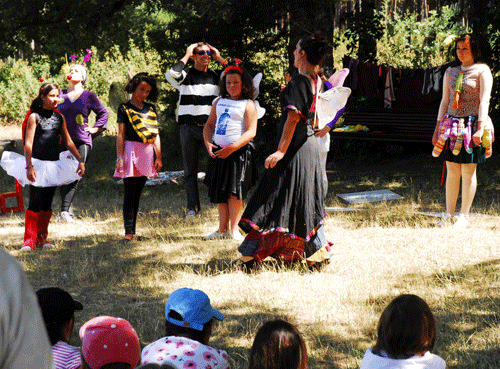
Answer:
[{"xmin": 0, "ymin": 0, "xmax": 499, "ymax": 163}]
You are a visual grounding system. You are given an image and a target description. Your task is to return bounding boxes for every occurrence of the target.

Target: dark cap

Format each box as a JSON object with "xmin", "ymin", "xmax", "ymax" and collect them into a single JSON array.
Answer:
[{"xmin": 36, "ymin": 287, "xmax": 83, "ymax": 324}]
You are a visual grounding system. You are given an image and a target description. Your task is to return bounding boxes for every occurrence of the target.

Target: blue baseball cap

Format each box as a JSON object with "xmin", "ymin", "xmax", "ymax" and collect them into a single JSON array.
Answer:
[{"xmin": 165, "ymin": 288, "xmax": 224, "ymax": 331}]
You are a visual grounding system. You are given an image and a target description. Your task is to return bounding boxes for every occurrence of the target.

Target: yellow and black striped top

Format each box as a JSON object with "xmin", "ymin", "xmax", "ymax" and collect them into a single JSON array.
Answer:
[{"xmin": 121, "ymin": 103, "xmax": 158, "ymax": 144}]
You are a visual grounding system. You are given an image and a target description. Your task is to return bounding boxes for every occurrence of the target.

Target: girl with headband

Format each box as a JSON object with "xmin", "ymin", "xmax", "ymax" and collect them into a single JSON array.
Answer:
[{"xmin": 202, "ymin": 64, "xmax": 258, "ymax": 240}]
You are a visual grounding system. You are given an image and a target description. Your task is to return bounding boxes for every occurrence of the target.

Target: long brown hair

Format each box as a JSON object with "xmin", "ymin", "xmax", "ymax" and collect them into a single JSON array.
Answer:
[
  {"xmin": 248, "ymin": 320, "xmax": 307, "ymax": 369},
  {"xmin": 454, "ymin": 34, "xmax": 482, "ymax": 64},
  {"xmin": 372, "ymin": 294, "xmax": 437, "ymax": 359},
  {"xmin": 219, "ymin": 67, "xmax": 255, "ymax": 100}
]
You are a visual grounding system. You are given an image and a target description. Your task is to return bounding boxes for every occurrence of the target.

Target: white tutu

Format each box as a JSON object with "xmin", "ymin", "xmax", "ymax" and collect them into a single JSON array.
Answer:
[{"xmin": 1, "ymin": 150, "xmax": 81, "ymax": 187}]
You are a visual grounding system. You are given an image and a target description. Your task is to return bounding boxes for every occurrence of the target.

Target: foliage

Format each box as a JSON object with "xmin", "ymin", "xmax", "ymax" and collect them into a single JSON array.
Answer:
[
  {"xmin": 0, "ymin": 60, "xmax": 49, "ymax": 122},
  {"xmin": 333, "ymin": 3, "xmax": 384, "ymax": 65},
  {"xmin": 375, "ymin": 3, "xmax": 466, "ymax": 68},
  {"xmin": 0, "ymin": 41, "xmax": 165, "ymax": 131}
]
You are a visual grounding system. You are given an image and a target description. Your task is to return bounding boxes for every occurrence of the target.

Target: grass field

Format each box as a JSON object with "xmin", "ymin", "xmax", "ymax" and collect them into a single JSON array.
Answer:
[{"xmin": 1, "ymin": 125, "xmax": 500, "ymax": 368}]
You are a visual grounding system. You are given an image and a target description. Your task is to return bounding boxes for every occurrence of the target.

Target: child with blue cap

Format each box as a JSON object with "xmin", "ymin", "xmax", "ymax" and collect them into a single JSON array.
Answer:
[{"xmin": 141, "ymin": 288, "xmax": 229, "ymax": 368}]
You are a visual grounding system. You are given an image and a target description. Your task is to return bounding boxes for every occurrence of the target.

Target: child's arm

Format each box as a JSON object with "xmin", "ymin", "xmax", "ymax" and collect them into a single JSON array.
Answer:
[
  {"xmin": 23, "ymin": 113, "xmax": 37, "ymax": 182},
  {"xmin": 203, "ymin": 99, "xmax": 220, "ymax": 158},
  {"xmin": 116, "ymin": 123, "xmax": 126, "ymax": 173},
  {"xmin": 153, "ymin": 133, "xmax": 162, "ymax": 171},
  {"xmin": 433, "ymin": 73, "xmax": 450, "ymax": 146},
  {"xmin": 61, "ymin": 116, "xmax": 85, "ymax": 176}
]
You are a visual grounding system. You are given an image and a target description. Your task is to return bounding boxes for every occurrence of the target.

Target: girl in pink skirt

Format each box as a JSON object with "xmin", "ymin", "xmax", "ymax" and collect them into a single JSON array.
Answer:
[{"xmin": 114, "ymin": 73, "xmax": 162, "ymax": 241}]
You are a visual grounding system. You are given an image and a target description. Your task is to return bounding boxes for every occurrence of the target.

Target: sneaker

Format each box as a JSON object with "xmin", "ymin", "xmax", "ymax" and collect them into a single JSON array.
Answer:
[
  {"xmin": 58, "ymin": 211, "xmax": 74, "ymax": 223},
  {"xmin": 202, "ymin": 230, "xmax": 231, "ymax": 240},
  {"xmin": 42, "ymin": 242, "xmax": 55, "ymax": 249},
  {"xmin": 20, "ymin": 246, "xmax": 33, "ymax": 252},
  {"xmin": 232, "ymin": 230, "xmax": 244, "ymax": 241},
  {"xmin": 436, "ymin": 212, "xmax": 452, "ymax": 227},
  {"xmin": 453, "ymin": 213, "xmax": 469, "ymax": 228},
  {"xmin": 184, "ymin": 210, "xmax": 196, "ymax": 219}
]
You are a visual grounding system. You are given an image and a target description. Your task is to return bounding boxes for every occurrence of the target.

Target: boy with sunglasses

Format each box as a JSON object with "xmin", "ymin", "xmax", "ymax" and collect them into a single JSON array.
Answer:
[{"xmin": 166, "ymin": 42, "xmax": 227, "ymax": 219}]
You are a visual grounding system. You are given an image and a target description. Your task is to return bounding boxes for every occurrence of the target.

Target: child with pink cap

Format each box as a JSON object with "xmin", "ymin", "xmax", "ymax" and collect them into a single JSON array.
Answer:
[{"xmin": 79, "ymin": 316, "xmax": 141, "ymax": 369}]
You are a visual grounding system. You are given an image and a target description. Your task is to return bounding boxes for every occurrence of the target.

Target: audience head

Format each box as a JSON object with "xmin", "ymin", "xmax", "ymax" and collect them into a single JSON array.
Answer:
[
  {"xmin": 125, "ymin": 72, "xmax": 159, "ymax": 103},
  {"xmin": 79, "ymin": 316, "xmax": 141, "ymax": 369},
  {"xmin": 373, "ymin": 294, "xmax": 436, "ymax": 359},
  {"xmin": 164, "ymin": 288, "xmax": 224, "ymax": 345},
  {"xmin": 297, "ymin": 33, "xmax": 330, "ymax": 67},
  {"xmin": 219, "ymin": 65, "xmax": 255, "ymax": 100},
  {"xmin": 248, "ymin": 319, "xmax": 307, "ymax": 369},
  {"xmin": 36, "ymin": 287, "xmax": 83, "ymax": 345}
]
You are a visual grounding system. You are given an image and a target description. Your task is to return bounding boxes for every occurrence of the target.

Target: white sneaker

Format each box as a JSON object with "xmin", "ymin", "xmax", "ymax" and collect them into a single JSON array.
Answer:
[
  {"xmin": 436, "ymin": 213, "xmax": 452, "ymax": 227},
  {"xmin": 20, "ymin": 246, "xmax": 33, "ymax": 252},
  {"xmin": 453, "ymin": 213, "xmax": 469, "ymax": 228},
  {"xmin": 232, "ymin": 230, "xmax": 244, "ymax": 241},
  {"xmin": 58, "ymin": 211, "xmax": 74, "ymax": 223},
  {"xmin": 42, "ymin": 242, "xmax": 55, "ymax": 249},
  {"xmin": 202, "ymin": 230, "xmax": 231, "ymax": 240},
  {"xmin": 184, "ymin": 210, "xmax": 196, "ymax": 219}
]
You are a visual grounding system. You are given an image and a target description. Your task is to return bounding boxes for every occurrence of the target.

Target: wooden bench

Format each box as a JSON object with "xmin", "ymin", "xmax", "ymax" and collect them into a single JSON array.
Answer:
[{"xmin": 330, "ymin": 109, "xmax": 438, "ymax": 143}]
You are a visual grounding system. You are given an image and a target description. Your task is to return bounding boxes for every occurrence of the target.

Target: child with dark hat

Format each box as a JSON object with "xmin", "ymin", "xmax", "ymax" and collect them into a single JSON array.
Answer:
[{"xmin": 36, "ymin": 287, "xmax": 84, "ymax": 369}]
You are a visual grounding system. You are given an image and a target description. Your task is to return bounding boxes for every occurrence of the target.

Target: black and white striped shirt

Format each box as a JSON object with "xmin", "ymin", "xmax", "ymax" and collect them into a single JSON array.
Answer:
[{"xmin": 166, "ymin": 61, "xmax": 222, "ymax": 126}]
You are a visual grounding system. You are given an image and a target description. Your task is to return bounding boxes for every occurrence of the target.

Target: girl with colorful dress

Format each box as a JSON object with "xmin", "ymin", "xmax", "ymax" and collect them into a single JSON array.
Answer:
[
  {"xmin": 57, "ymin": 64, "xmax": 108, "ymax": 222},
  {"xmin": 1, "ymin": 83, "xmax": 86, "ymax": 251},
  {"xmin": 114, "ymin": 73, "xmax": 162, "ymax": 241},
  {"xmin": 432, "ymin": 34, "xmax": 493, "ymax": 228},
  {"xmin": 202, "ymin": 65, "xmax": 258, "ymax": 241},
  {"xmin": 237, "ymin": 34, "xmax": 331, "ymax": 270}
]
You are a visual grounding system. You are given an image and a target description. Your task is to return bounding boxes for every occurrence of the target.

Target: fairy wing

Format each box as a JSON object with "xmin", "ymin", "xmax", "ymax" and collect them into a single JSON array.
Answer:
[{"xmin": 316, "ymin": 87, "xmax": 351, "ymax": 129}]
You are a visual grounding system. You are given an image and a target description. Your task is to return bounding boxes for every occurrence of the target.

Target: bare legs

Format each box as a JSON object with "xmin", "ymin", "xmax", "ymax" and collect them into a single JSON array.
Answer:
[
  {"xmin": 445, "ymin": 161, "xmax": 477, "ymax": 215},
  {"xmin": 217, "ymin": 194, "xmax": 242, "ymax": 235}
]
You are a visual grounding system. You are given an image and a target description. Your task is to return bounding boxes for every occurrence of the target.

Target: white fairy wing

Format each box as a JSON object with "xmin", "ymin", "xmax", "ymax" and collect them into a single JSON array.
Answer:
[
  {"xmin": 316, "ymin": 87, "xmax": 351, "ymax": 129},
  {"xmin": 252, "ymin": 73, "xmax": 262, "ymax": 100},
  {"xmin": 254, "ymin": 100, "xmax": 266, "ymax": 119}
]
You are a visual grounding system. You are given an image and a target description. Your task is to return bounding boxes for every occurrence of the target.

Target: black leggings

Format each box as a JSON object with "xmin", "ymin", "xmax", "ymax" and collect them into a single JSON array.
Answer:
[
  {"xmin": 28, "ymin": 185, "xmax": 57, "ymax": 212},
  {"xmin": 123, "ymin": 176, "xmax": 147, "ymax": 235},
  {"xmin": 59, "ymin": 143, "xmax": 91, "ymax": 212}
]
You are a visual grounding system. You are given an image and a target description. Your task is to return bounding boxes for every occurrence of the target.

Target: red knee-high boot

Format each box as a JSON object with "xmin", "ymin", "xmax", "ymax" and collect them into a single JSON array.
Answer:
[
  {"xmin": 21, "ymin": 210, "xmax": 39, "ymax": 251},
  {"xmin": 36, "ymin": 210, "xmax": 54, "ymax": 249}
]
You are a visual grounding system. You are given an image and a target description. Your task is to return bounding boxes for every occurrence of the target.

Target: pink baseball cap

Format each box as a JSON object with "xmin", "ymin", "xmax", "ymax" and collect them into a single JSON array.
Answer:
[{"xmin": 79, "ymin": 316, "xmax": 141, "ymax": 369}]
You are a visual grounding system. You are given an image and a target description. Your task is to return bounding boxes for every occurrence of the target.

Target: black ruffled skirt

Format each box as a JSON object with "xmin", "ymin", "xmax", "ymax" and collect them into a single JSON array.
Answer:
[{"xmin": 204, "ymin": 143, "xmax": 257, "ymax": 203}]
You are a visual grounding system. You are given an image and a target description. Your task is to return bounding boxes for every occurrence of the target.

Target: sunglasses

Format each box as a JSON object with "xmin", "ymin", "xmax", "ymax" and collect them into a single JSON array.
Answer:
[{"xmin": 195, "ymin": 50, "xmax": 212, "ymax": 56}]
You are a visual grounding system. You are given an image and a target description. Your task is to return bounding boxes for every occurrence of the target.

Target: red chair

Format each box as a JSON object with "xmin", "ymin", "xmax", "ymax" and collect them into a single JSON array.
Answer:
[{"xmin": 0, "ymin": 179, "xmax": 24, "ymax": 214}]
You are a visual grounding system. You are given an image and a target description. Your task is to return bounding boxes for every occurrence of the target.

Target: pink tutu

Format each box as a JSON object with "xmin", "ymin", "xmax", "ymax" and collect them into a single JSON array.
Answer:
[
  {"xmin": 1, "ymin": 150, "xmax": 81, "ymax": 187},
  {"xmin": 114, "ymin": 141, "xmax": 157, "ymax": 178}
]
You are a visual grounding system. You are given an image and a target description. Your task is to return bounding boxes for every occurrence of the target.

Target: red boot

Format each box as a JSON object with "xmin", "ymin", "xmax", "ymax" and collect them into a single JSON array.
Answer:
[
  {"xmin": 36, "ymin": 210, "xmax": 54, "ymax": 249},
  {"xmin": 21, "ymin": 210, "xmax": 38, "ymax": 251}
]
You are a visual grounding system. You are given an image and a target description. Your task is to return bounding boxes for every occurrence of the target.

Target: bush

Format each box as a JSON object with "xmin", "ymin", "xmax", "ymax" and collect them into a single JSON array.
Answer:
[{"xmin": 375, "ymin": 4, "xmax": 466, "ymax": 68}]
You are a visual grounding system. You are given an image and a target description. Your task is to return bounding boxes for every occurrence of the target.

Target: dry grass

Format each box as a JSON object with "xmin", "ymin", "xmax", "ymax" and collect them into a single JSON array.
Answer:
[{"xmin": 1, "ymin": 125, "xmax": 500, "ymax": 368}]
